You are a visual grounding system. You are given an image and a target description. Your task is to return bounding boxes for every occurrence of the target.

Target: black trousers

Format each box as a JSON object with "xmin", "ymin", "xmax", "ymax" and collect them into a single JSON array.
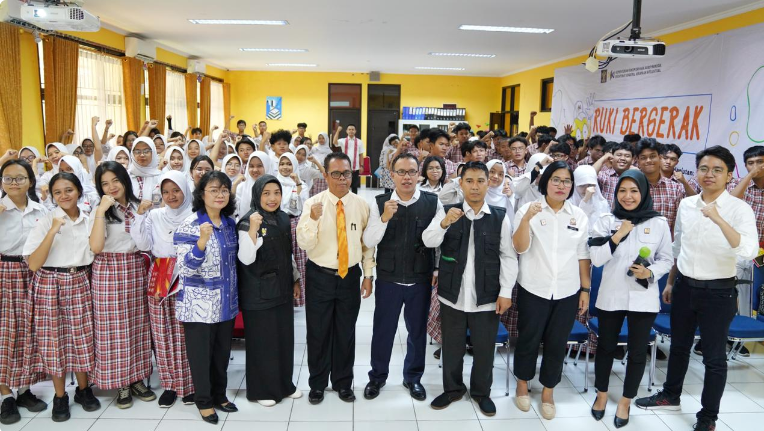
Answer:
[
  {"xmin": 440, "ymin": 302, "xmax": 499, "ymax": 399},
  {"xmin": 594, "ymin": 309, "xmax": 657, "ymax": 398},
  {"xmin": 663, "ymin": 276, "xmax": 738, "ymax": 421},
  {"xmin": 351, "ymin": 170, "xmax": 360, "ymax": 194},
  {"xmin": 305, "ymin": 261, "xmax": 362, "ymax": 391},
  {"xmin": 369, "ymin": 280, "xmax": 430, "ymax": 384},
  {"xmin": 513, "ymin": 286, "xmax": 578, "ymax": 388},
  {"xmin": 183, "ymin": 318, "xmax": 235, "ymax": 409}
]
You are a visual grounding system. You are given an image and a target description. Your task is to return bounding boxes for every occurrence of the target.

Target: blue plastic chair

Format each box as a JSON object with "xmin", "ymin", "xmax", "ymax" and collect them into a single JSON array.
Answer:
[{"xmin": 727, "ymin": 265, "xmax": 764, "ymax": 359}]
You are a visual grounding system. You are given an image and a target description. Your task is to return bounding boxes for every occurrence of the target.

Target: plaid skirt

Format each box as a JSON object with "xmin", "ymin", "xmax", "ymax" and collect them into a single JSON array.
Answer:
[
  {"xmin": 91, "ymin": 252, "xmax": 152, "ymax": 389},
  {"xmin": 0, "ymin": 260, "xmax": 46, "ymax": 387},
  {"xmin": 26, "ymin": 268, "xmax": 94, "ymax": 376},
  {"xmin": 500, "ymin": 283, "xmax": 520, "ymax": 338},
  {"xmin": 148, "ymin": 295, "xmax": 194, "ymax": 397},
  {"xmin": 310, "ymin": 178, "xmax": 328, "ymax": 197},
  {"xmin": 426, "ymin": 286, "xmax": 442, "ymax": 343},
  {"xmin": 291, "ymin": 216, "xmax": 307, "ymax": 307}
]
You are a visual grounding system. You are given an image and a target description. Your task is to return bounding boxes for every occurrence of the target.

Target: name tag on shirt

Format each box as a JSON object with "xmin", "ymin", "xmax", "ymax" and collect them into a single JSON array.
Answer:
[{"xmin": 567, "ymin": 226, "xmax": 579, "ymax": 231}]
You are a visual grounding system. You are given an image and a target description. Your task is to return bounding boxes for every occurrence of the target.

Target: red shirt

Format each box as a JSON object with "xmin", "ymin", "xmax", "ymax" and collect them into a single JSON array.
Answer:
[
  {"xmin": 648, "ymin": 176, "xmax": 685, "ymax": 232},
  {"xmin": 598, "ymin": 168, "xmax": 621, "ymax": 208},
  {"xmin": 741, "ymin": 180, "xmax": 764, "ymax": 244}
]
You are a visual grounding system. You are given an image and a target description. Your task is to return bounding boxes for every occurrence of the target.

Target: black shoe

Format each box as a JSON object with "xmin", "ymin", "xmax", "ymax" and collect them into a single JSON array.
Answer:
[
  {"xmin": 74, "ymin": 386, "xmax": 102, "ymax": 412},
  {"xmin": 364, "ymin": 381, "xmax": 385, "ymax": 400},
  {"xmin": 130, "ymin": 381, "xmax": 157, "ymax": 402},
  {"xmin": 614, "ymin": 406, "xmax": 630, "ymax": 428},
  {"xmin": 430, "ymin": 392, "xmax": 463, "ymax": 410},
  {"xmin": 403, "ymin": 381, "xmax": 426, "ymax": 401},
  {"xmin": 308, "ymin": 389, "xmax": 324, "ymax": 405},
  {"xmin": 635, "ymin": 390, "xmax": 680, "ymax": 411},
  {"xmin": 693, "ymin": 417, "xmax": 717, "ymax": 431},
  {"xmin": 730, "ymin": 343, "xmax": 751, "ymax": 357},
  {"xmin": 475, "ymin": 397, "xmax": 496, "ymax": 417},
  {"xmin": 693, "ymin": 341, "xmax": 703, "ymax": 356},
  {"xmin": 655, "ymin": 348, "xmax": 667, "ymax": 360},
  {"xmin": 16, "ymin": 389, "xmax": 48, "ymax": 412},
  {"xmin": 1, "ymin": 397, "xmax": 21, "ymax": 425},
  {"xmin": 51, "ymin": 393, "xmax": 71, "ymax": 423},
  {"xmin": 158, "ymin": 390, "xmax": 177, "ymax": 408},
  {"xmin": 115, "ymin": 386, "xmax": 133, "ymax": 409},
  {"xmin": 214, "ymin": 401, "xmax": 238, "ymax": 413},
  {"xmin": 433, "ymin": 348, "xmax": 441, "ymax": 360},
  {"xmin": 338, "ymin": 389, "xmax": 355, "ymax": 402},
  {"xmin": 465, "ymin": 345, "xmax": 474, "ymax": 356},
  {"xmin": 591, "ymin": 400, "xmax": 605, "ymax": 421},
  {"xmin": 613, "ymin": 346, "xmax": 626, "ymax": 361},
  {"xmin": 182, "ymin": 393, "xmax": 195, "ymax": 405},
  {"xmin": 199, "ymin": 409, "xmax": 219, "ymax": 424}
]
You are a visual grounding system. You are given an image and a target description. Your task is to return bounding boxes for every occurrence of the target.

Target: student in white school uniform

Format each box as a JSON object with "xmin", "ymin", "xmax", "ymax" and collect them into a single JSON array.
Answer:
[
  {"xmin": 418, "ymin": 156, "xmax": 447, "ymax": 194},
  {"xmin": 512, "ymin": 161, "xmax": 591, "ymax": 421},
  {"xmin": 309, "ymin": 133, "xmax": 332, "ymax": 196},
  {"xmin": 129, "ymin": 137, "xmax": 162, "ymax": 204},
  {"xmin": 269, "ymin": 130, "xmax": 293, "ymax": 176},
  {"xmin": 107, "ymin": 146, "xmax": 131, "ymax": 171},
  {"xmin": 131, "ymin": 170, "xmax": 196, "ymax": 408},
  {"xmin": 485, "ymin": 160, "xmax": 515, "ymax": 223},
  {"xmin": 89, "ymin": 162, "xmax": 155, "ymax": 409},
  {"xmin": 221, "ymin": 154, "xmax": 245, "ymax": 196},
  {"xmin": 572, "ymin": 165, "xmax": 611, "ymax": 231},
  {"xmin": 333, "ymin": 123, "xmax": 364, "ymax": 194},
  {"xmin": 54, "ymin": 155, "xmax": 100, "ymax": 214},
  {"xmin": 295, "ymin": 144, "xmax": 325, "ymax": 196},
  {"xmin": 23, "ymin": 172, "xmax": 101, "ymax": 422},
  {"xmin": 162, "ymin": 146, "xmax": 190, "ymax": 174},
  {"xmin": 38, "ymin": 142, "xmax": 68, "ymax": 188},
  {"xmin": 277, "ymin": 152, "xmax": 309, "ymax": 307},
  {"xmin": 236, "ymin": 151, "xmax": 272, "ymax": 220},
  {"xmin": 0, "ymin": 160, "xmax": 48, "ymax": 426}
]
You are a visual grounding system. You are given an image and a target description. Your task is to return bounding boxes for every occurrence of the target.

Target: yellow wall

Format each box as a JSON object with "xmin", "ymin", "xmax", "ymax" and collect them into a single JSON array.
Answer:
[
  {"xmin": 228, "ymin": 71, "xmax": 499, "ymax": 139},
  {"xmin": 500, "ymin": 7, "xmax": 764, "ymax": 132},
  {"xmin": 19, "ymin": 31, "xmax": 45, "ymax": 151}
]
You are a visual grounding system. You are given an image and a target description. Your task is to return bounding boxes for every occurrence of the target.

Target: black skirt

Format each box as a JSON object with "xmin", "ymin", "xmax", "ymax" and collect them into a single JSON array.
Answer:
[{"xmin": 243, "ymin": 300, "xmax": 297, "ymax": 401}]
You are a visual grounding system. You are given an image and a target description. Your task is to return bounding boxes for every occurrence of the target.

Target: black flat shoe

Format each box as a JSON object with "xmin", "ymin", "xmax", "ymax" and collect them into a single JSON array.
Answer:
[
  {"xmin": 308, "ymin": 389, "xmax": 324, "ymax": 405},
  {"xmin": 430, "ymin": 392, "xmax": 463, "ymax": 410},
  {"xmin": 403, "ymin": 381, "xmax": 426, "ymax": 401},
  {"xmin": 199, "ymin": 410, "xmax": 219, "ymax": 425},
  {"xmin": 591, "ymin": 400, "xmax": 605, "ymax": 421},
  {"xmin": 475, "ymin": 396, "xmax": 496, "ymax": 417},
  {"xmin": 214, "ymin": 401, "xmax": 238, "ymax": 413},
  {"xmin": 614, "ymin": 406, "xmax": 630, "ymax": 428},
  {"xmin": 364, "ymin": 381, "xmax": 385, "ymax": 400},
  {"xmin": 338, "ymin": 388, "xmax": 356, "ymax": 402}
]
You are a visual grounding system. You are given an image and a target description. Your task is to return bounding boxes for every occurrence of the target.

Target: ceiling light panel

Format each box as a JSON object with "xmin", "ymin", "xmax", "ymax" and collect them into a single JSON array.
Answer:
[
  {"xmin": 429, "ymin": 52, "xmax": 495, "ymax": 58},
  {"xmin": 459, "ymin": 25, "xmax": 554, "ymax": 34},
  {"xmin": 188, "ymin": 19, "xmax": 288, "ymax": 25}
]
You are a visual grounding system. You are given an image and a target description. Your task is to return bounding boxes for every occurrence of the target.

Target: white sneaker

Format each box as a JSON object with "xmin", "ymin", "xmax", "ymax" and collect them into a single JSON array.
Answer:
[
  {"xmin": 288, "ymin": 389, "xmax": 303, "ymax": 399},
  {"xmin": 514, "ymin": 395, "xmax": 530, "ymax": 412},
  {"xmin": 257, "ymin": 400, "xmax": 277, "ymax": 407}
]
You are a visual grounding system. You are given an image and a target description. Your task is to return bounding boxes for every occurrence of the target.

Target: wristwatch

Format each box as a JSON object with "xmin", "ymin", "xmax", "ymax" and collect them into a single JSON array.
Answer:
[
  {"xmin": 364, "ymin": 276, "xmax": 374, "ymax": 281},
  {"xmin": 579, "ymin": 287, "xmax": 591, "ymax": 293}
]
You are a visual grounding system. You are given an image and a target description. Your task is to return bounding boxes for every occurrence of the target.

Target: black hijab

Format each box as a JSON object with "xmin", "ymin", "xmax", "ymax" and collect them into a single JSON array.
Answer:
[{"xmin": 238, "ymin": 174, "xmax": 283, "ymax": 230}]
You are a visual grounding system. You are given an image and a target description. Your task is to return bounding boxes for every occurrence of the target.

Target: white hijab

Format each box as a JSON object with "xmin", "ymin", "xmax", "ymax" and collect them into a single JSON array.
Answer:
[
  {"xmin": 129, "ymin": 137, "xmax": 160, "ymax": 178},
  {"xmin": 107, "ymin": 146, "xmax": 131, "ymax": 169},
  {"xmin": 153, "ymin": 134, "xmax": 167, "ymax": 152},
  {"xmin": 221, "ymin": 154, "xmax": 243, "ymax": 181},
  {"xmin": 237, "ymin": 151, "xmax": 272, "ymax": 219},
  {"xmin": 60, "ymin": 155, "xmax": 98, "ymax": 197},
  {"xmin": 572, "ymin": 165, "xmax": 611, "ymax": 223},
  {"xmin": 277, "ymin": 152, "xmax": 302, "ymax": 212},
  {"xmin": 380, "ymin": 134, "xmax": 398, "ymax": 167},
  {"xmin": 485, "ymin": 160, "xmax": 515, "ymax": 218},
  {"xmin": 163, "ymin": 146, "xmax": 189, "ymax": 173},
  {"xmin": 156, "ymin": 170, "xmax": 194, "ymax": 230},
  {"xmin": 20, "ymin": 146, "xmax": 44, "ymax": 174},
  {"xmin": 186, "ymin": 139, "xmax": 206, "ymax": 158},
  {"xmin": 311, "ymin": 132, "xmax": 332, "ymax": 164},
  {"xmin": 45, "ymin": 142, "xmax": 69, "ymax": 174}
]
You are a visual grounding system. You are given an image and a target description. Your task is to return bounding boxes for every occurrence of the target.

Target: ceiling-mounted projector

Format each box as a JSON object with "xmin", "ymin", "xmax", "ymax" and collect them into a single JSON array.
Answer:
[
  {"xmin": 12, "ymin": 1, "xmax": 101, "ymax": 32},
  {"xmin": 596, "ymin": 38, "xmax": 666, "ymax": 58}
]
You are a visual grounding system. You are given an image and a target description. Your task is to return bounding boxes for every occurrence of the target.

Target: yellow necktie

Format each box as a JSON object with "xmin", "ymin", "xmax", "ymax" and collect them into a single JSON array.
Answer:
[{"xmin": 336, "ymin": 200, "xmax": 349, "ymax": 278}]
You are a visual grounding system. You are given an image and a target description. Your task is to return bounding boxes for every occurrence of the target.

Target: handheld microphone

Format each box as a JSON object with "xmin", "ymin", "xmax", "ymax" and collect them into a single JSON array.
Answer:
[{"xmin": 627, "ymin": 246, "xmax": 651, "ymax": 277}]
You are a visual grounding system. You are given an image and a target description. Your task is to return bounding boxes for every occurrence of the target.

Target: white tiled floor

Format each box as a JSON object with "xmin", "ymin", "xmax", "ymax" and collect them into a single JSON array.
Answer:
[{"xmin": 6, "ymin": 188, "xmax": 764, "ymax": 431}]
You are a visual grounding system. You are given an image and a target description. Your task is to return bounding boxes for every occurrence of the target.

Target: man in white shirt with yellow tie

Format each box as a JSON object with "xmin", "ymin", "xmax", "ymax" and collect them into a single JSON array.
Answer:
[{"xmin": 636, "ymin": 146, "xmax": 759, "ymax": 431}]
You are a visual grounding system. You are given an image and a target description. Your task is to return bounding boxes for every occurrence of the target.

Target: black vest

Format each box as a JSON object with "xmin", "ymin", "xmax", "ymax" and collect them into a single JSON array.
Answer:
[
  {"xmin": 438, "ymin": 203, "xmax": 506, "ymax": 306},
  {"xmin": 374, "ymin": 191, "xmax": 438, "ymax": 284},
  {"xmin": 236, "ymin": 211, "xmax": 294, "ymax": 311}
]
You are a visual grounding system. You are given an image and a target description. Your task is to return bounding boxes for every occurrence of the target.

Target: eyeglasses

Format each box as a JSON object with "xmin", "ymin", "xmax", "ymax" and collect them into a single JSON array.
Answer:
[
  {"xmin": 550, "ymin": 177, "xmax": 573, "ymax": 187},
  {"xmin": 2, "ymin": 176, "xmax": 29, "ymax": 185},
  {"xmin": 329, "ymin": 170, "xmax": 353, "ymax": 179},
  {"xmin": 226, "ymin": 163, "xmax": 241, "ymax": 170},
  {"xmin": 697, "ymin": 166, "xmax": 726, "ymax": 176},
  {"xmin": 394, "ymin": 169, "xmax": 419, "ymax": 177},
  {"xmin": 133, "ymin": 149, "xmax": 153, "ymax": 156},
  {"xmin": 20, "ymin": 155, "xmax": 36, "ymax": 163},
  {"xmin": 72, "ymin": 150, "xmax": 83, "ymax": 156},
  {"xmin": 205, "ymin": 188, "xmax": 230, "ymax": 197},
  {"xmin": 82, "ymin": 144, "xmax": 95, "ymax": 150}
]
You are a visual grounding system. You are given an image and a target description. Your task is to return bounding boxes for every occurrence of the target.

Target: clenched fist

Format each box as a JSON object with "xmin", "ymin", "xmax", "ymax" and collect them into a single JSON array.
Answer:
[
  {"xmin": 440, "ymin": 207, "xmax": 464, "ymax": 229},
  {"xmin": 310, "ymin": 202, "xmax": 324, "ymax": 221},
  {"xmin": 249, "ymin": 211, "xmax": 263, "ymax": 233},
  {"xmin": 381, "ymin": 200, "xmax": 399, "ymax": 223},
  {"xmin": 137, "ymin": 200, "xmax": 153, "ymax": 215}
]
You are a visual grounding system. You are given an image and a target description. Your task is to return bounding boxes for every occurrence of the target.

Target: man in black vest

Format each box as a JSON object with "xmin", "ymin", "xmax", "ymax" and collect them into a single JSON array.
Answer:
[
  {"xmin": 362, "ymin": 153, "xmax": 441, "ymax": 402},
  {"xmin": 422, "ymin": 161, "xmax": 518, "ymax": 417}
]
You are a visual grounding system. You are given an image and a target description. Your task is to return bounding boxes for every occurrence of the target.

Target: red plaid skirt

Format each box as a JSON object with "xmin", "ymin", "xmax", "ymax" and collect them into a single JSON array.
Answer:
[
  {"xmin": 291, "ymin": 216, "xmax": 307, "ymax": 307},
  {"xmin": 500, "ymin": 283, "xmax": 520, "ymax": 338},
  {"xmin": 310, "ymin": 178, "xmax": 328, "ymax": 197},
  {"xmin": 0, "ymin": 260, "xmax": 46, "ymax": 387},
  {"xmin": 91, "ymin": 252, "xmax": 152, "ymax": 389},
  {"xmin": 26, "ymin": 268, "xmax": 94, "ymax": 376},
  {"xmin": 426, "ymin": 286, "xmax": 442, "ymax": 343},
  {"xmin": 148, "ymin": 295, "xmax": 194, "ymax": 396}
]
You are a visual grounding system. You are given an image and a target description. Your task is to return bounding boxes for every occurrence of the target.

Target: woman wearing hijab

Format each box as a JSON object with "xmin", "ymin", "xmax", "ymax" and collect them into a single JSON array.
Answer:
[
  {"xmin": 162, "ymin": 146, "xmax": 189, "ymax": 174},
  {"xmin": 39, "ymin": 143, "xmax": 68, "ymax": 188},
  {"xmin": 18, "ymin": 146, "xmax": 45, "ymax": 197},
  {"xmin": 294, "ymin": 144, "xmax": 324, "ymax": 195},
  {"xmin": 485, "ymin": 160, "xmax": 515, "ymax": 223},
  {"xmin": 276, "ymin": 152, "xmax": 308, "ymax": 307},
  {"xmin": 378, "ymin": 134, "xmax": 399, "ymax": 192},
  {"xmin": 185, "ymin": 139, "xmax": 206, "ymax": 160},
  {"xmin": 107, "ymin": 146, "xmax": 131, "ymax": 171},
  {"xmin": 131, "ymin": 170, "xmax": 195, "ymax": 408},
  {"xmin": 236, "ymin": 151, "xmax": 272, "ymax": 221},
  {"xmin": 572, "ymin": 165, "xmax": 611, "ymax": 232},
  {"xmin": 237, "ymin": 175, "xmax": 302, "ymax": 406},
  {"xmin": 588, "ymin": 170, "xmax": 673, "ymax": 428},
  {"xmin": 308, "ymin": 132, "xmax": 332, "ymax": 196},
  {"xmin": 153, "ymin": 135, "xmax": 167, "ymax": 156},
  {"xmin": 128, "ymin": 137, "xmax": 162, "ymax": 204}
]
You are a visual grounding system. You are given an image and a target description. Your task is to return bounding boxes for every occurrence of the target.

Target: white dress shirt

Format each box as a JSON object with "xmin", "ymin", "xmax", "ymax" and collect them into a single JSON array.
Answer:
[
  {"xmin": 338, "ymin": 137, "xmax": 364, "ymax": 171},
  {"xmin": 438, "ymin": 179, "xmax": 463, "ymax": 206},
  {"xmin": 88, "ymin": 203, "xmax": 139, "ymax": 253},
  {"xmin": 590, "ymin": 214, "xmax": 673, "ymax": 312},
  {"xmin": 674, "ymin": 190, "xmax": 759, "ymax": 280},
  {"xmin": 237, "ymin": 230, "xmax": 300, "ymax": 281},
  {"xmin": 0, "ymin": 196, "xmax": 48, "ymax": 256},
  {"xmin": 131, "ymin": 211, "xmax": 177, "ymax": 258},
  {"xmin": 514, "ymin": 198, "xmax": 590, "ymax": 300},
  {"xmin": 23, "ymin": 206, "xmax": 94, "ymax": 267},
  {"xmin": 363, "ymin": 189, "xmax": 444, "ymax": 248},
  {"xmin": 417, "ymin": 182, "xmax": 443, "ymax": 194},
  {"xmin": 423, "ymin": 201, "xmax": 518, "ymax": 312}
]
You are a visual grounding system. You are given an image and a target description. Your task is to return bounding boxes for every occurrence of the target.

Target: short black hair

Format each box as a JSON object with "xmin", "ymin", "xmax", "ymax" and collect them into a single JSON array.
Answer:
[
  {"xmin": 346, "ymin": 124, "xmax": 357, "ymax": 129},
  {"xmin": 743, "ymin": 145, "xmax": 764, "ymax": 162},
  {"xmin": 0, "ymin": 159, "xmax": 39, "ymax": 202},
  {"xmin": 170, "ymin": 131, "xmax": 184, "ymax": 139},
  {"xmin": 612, "ymin": 142, "xmax": 637, "ymax": 156},
  {"xmin": 538, "ymin": 134, "xmax": 554, "ymax": 146},
  {"xmin": 623, "ymin": 133, "xmax": 642, "ymax": 143},
  {"xmin": 695, "ymin": 145, "xmax": 736, "ymax": 173},
  {"xmin": 538, "ymin": 161, "xmax": 575, "ymax": 199},
  {"xmin": 258, "ymin": 121, "xmax": 267, "ymax": 126},
  {"xmin": 428, "ymin": 128, "xmax": 450, "ymax": 144},
  {"xmin": 190, "ymin": 155, "xmax": 214, "ymax": 173},
  {"xmin": 507, "ymin": 136, "xmax": 529, "ymax": 147},
  {"xmin": 536, "ymin": 126, "xmax": 550, "ymax": 136},
  {"xmin": 548, "ymin": 127, "xmax": 558, "ymax": 137},
  {"xmin": 660, "ymin": 143, "xmax": 683, "ymax": 158},
  {"xmin": 191, "ymin": 127, "xmax": 203, "ymax": 135},
  {"xmin": 192, "ymin": 171, "xmax": 236, "ymax": 217},
  {"xmin": 270, "ymin": 129, "xmax": 293, "ymax": 145},
  {"xmin": 236, "ymin": 138, "xmax": 257, "ymax": 152},
  {"xmin": 297, "ymin": 122, "xmax": 307, "ymax": 129},
  {"xmin": 603, "ymin": 141, "xmax": 619, "ymax": 154},
  {"xmin": 415, "ymin": 128, "xmax": 430, "ymax": 145},
  {"xmin": 324, "ymin": 152, "xmax": 352, "ymax": 172},
  {"xmin": 237, "ymin": 119, "xmax": 246, "ymax": 126},
  {"xmin": 391, "ymin": 153, "xmax": 419, "ymax": 171},
  {"xmin": 460, "ymin": 140, "xmax": 487, "ymax": 157},
  {"xmin": 636, "ymin": 138, "xmax": 662, "ymax": 156},
  {"xmin": 477, "ymin": 131, "xmax": 488, "ymax": 139},
  {"xmin": 548, "ymin": 142, "xmax": 571, "ymax": 156},
  {"xmin": 517, "ymin": 131, "xmax": 529, "ymax": 138},
  {"xmin": 453, "ymin": 122, "xmax": 471, "ymax": 134},
  {"xmin": 123, "ymin": 131, "xmax": 138, "ymax": 140},
  {"xmin": 49, "ymin": 172, "xmax": 83, "ymax": 202},
  {"xmin": 149, "ymin": 128, "xmax": 161, "ymax": 136},
  {"xmin": 421, "ymin": 156, "xmax": 446, "ymax": 187},
  {"xmin": 460, "ymin": 161, "xmax": 489, "ymax": 179},
  {"xmin": 588, "ymin": 135, "xmax": 606, "ymax": 149},
  {"xmin": 493, "ymin": 129, "xmax": 508, "ymax": 138},
  {"xmin": 557, "ymin": 134, "xmax": 575, "ymax": 145},
  {"xmin": 408, "ymin": 124, "xmax": 420, "ymax": 132},
  {"xmin": 95, "ymin": 161, "xmax": 139, "ymax": 223}
]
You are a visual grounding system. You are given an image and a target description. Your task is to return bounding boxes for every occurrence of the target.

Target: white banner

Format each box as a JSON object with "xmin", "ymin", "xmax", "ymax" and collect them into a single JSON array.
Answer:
[{"xmin": 551, "ymin": 21, "xmax": 764, "ymax": 176}]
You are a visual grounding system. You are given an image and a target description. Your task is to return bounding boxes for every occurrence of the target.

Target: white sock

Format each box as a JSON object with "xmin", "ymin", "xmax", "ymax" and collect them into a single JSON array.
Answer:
[
  {"xmin": 0, "ymin": 393, "xmax": 13, "ymax": 401},
  {"xmin": 18, "ymin": 386, "xmax": 29, "ymax": 395}
]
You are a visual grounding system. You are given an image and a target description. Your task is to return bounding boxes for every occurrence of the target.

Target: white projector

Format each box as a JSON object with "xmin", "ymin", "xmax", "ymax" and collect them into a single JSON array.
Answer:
[
  {"xmin": 596, "ymin": 38, "xmax": 666, "ymax": 58},
  {"xmin": 19, "ymin": 3, "xmax": 100, "ymax": 32}
]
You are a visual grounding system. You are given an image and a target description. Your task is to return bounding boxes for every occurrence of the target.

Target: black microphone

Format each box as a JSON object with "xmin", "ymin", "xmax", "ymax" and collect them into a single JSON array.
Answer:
[{"xmin": 628, "ymin": 246, "xmax": 651, "ymax": 288}]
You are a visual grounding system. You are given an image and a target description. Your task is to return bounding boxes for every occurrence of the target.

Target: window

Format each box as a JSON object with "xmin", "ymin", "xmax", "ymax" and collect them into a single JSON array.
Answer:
[
  {"xmin": 74, "ymin": 49, "xmax": 126, "ymax": 146},
  {"xmin": 540, "ymin": 78, "xmax": 554, "ymax": 112},
  {"xmin": 165, "ymin": 70, "xmax": 188, "ymax": 133},
  {"xmin": 210, "ymin": 80, "xmax": 224, "ymax": 139}
]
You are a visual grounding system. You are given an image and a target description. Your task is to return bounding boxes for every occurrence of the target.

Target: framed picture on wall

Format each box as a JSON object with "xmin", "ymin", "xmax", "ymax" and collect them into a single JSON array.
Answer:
[{"xmin": 266, "ymin": 96, "xmax": 282, "ymax": 120}]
